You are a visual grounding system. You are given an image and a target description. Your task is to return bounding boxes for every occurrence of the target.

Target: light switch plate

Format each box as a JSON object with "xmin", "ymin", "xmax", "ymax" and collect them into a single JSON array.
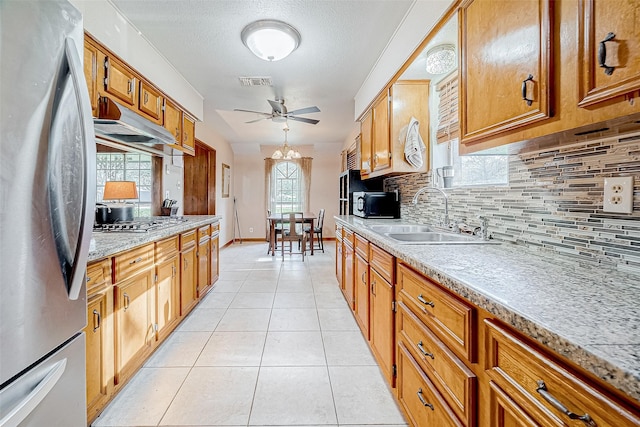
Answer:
[{"xmin": 603, "ymin": 176, "xmax": 634, "ymax": 214}]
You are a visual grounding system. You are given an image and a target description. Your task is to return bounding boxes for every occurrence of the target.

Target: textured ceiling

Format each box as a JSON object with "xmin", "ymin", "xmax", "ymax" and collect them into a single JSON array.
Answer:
[{"xmin": 111, "ymin": 0, "xmax": 415, "ymax": 153}]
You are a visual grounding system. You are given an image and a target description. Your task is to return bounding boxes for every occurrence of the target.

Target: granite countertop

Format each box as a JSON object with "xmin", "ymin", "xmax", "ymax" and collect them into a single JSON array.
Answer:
[
  {"xmin": 334, "ymin": 215, "xmax": 640, "ymax": 403},
  {"xmin": 88, "ymin": 215, "xmax": 221, "ymax": 262}
]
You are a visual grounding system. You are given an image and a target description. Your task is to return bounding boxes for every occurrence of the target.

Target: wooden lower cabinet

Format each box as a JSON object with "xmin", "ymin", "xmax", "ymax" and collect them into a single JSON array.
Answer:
[
  {"xmin": 354, "ymin": 253, "xmax": 370, "ymax": 339},
  {"xmin": 336, "ymin": 224, "xmax": 640, "ymax": 427},
  {"xmin": 369, "ymin": 260, "xmax": 395, "ymax": 387},
  {"xmin": 84, "ymin": 285, "xmax": 113, "ymax": 423},
  {"xmin": 210, "ymin": 233, "xmax": 219, "ymax": 284},
  {"xmin": 343, "ymin": 239, "xmax": 355, "ymax": 309},
  {"xmin": 180, "ymin": 240, "xmax": 198, "ymax": 316},
  {"xmin": 155, "ymin": 256, "xmax": 180, "ymax": 342},
  {"xmin": 114, "ymin": 268, "xmax": 155, "ymax": 384},
  {"xmin": 197, "ymin": 235, "xmax": 211, "ymax": 297}
]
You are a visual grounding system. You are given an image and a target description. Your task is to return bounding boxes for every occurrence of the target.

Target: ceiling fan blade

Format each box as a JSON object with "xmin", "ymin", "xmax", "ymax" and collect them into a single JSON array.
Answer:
[
  {"xmin": 287, "ymin": 116, "xmax": 319, "ymax": 125},
  {"xmin": 234, "ymin": 108, "xmax": 272, "ymax": 116},
  {"xmin": 287, "ymin": 106, "xmax": 320, "ymax": 115},
  {"xmin": 267, "ymin": 99, "xmax": 285, "ymax": 115},
  {"xmin": 245, "ymin": 117, "xmax": 271, "ymax": 123}
]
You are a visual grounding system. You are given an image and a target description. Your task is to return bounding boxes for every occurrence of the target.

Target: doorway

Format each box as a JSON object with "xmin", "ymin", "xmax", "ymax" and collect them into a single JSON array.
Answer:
[{"xmin": 183, "ymin": 140, "xmax": 216, "ymax": 215}]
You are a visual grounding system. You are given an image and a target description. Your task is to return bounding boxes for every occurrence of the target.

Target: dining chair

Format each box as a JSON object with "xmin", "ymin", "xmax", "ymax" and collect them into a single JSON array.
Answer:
[
  {"xmin": 267, "ymin": 210, "xmax": 283, "ymax": 254},
  {"xmin": 305, "ymin": 208, "xmax": 325, "ymax": 253},
  {"xmin": 278, "ymin": 212, "xmax": 307, "ymax": 260}
]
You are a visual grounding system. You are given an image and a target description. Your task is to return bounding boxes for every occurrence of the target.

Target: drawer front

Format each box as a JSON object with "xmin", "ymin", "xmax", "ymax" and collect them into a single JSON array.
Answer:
[
  {"xmin": 210, "ymin": 222, "xmax": 220, "ymax": 234},
  {"xmin": 370, "ymin": 244, "xmax": 394, "ymax": 284},
  {"xmin": 486, "ymin": 319, "xmax": 640, "ymax": 427},
  {"xmin": 86, "ymin": 259, "xmax": 111, "ymax": 294},
  {"xmin": 397, "ymin": 262, "xmax": 475, "ymax": 362},
  {"xmin": 155, "ymin": 236, "xmax": 179, "ymax": 262},
  {"xmin": 113, "ymin": 244, "xmax": 154, "ymax": 283},
  {"xmin": 198, "ymin": 225, "xmax": 211, "ymax": 241},
  {"xmin": 397, "ymin": 342, "xmax": 464, "ymax": 427},
  {"xmin": 354, "ymin": 233, "xmax": 369, "ymax": 260},
  {"xmin": 336, "ymin": 225, "xmax": 343, "ymax": 242},
  {"xmin": 180, "ymin": 229, "xmax": 197, "ymax": 250},
  {"xmin": 343, "ymin": 228, "xmax": 354, "ymax": 247},
  {"xmin": 397, "ymin": 301, "xmax": 476, "ymax": 426}
]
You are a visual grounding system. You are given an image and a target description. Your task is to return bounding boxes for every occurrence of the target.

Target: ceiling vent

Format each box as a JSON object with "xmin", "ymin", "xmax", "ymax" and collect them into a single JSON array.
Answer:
[{"xmin": 238, "ymin": 76, "xmax": 273, "ymax": 87}]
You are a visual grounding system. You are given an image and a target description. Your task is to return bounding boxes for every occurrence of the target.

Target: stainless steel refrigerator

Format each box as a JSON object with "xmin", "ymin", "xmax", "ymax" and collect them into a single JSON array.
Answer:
[{"xmin": 0, "ymin": 0, "xmax": 96, "ymax": 425}]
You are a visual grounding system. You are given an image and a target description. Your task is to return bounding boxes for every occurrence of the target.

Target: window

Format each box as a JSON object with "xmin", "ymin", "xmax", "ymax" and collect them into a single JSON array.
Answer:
[
  {"xmin": 271, "ymin": 161, "xmax": 303, "ymax": 213},
  {"xmin": 451, "ymin": 141, "xmax": 509, "ymax": 186},
  {"xmin": 96, "ymin": 152, "xmax": 153, "ymax": 216}
]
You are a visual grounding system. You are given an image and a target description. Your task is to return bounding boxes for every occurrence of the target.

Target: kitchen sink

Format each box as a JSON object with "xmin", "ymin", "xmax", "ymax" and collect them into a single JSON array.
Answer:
[
  {"xmin": 367, "ymin": 224, "xmax": 435, "ymax": 234},
  {"xmin": 367, "ymin": 223, "xmax": 499, "ymax": 245}
]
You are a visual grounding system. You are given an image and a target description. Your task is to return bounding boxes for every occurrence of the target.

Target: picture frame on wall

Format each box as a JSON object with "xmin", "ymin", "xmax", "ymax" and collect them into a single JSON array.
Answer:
[{"xmin": 222, "ymin": 163, "xmax": 230, "ymax": 198}]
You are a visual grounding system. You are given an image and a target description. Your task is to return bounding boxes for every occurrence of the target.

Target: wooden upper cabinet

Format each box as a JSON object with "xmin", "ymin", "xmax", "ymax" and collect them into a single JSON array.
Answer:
[
  {"xmin": 182, "ymin": 113, "xmax": 196, "ymax": 154},
  {"xmin": 83, "ymin": 40, "xmax": 99, "ymax": 115},
  {"xmin": 104, "ymin": 56, "xmax": 137, "ymax": 106},
  {"xmin": 163, "ymin": 98, "xmax": 182, "ymax": 145},
  {"xmin": 372, "ymin": 91, "xmax": 390, "ymax": 172},
  {"xmin": 360, "ymin": 110, "xmax": 373, "ymax": 177},
  {"xmin": 138, "ymin": 80, "xmax": 162, "ymax": 123},
  {"xmin": 578, "ymin": 0, "xmax": 640, "ymax": 107},
  {"xmin": 459, "ymin": 0, "xmax": 553, "ymax": 145}
]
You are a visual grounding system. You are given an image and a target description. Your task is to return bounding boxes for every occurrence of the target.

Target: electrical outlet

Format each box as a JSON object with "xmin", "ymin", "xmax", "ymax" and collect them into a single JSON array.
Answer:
[
  {"xmin": 249, "ymin": 227, "xmax": 254, "ymax": 233},
  {"xmin": 603, "ymin": 176, "xmax": 634, "ymax": 213}
]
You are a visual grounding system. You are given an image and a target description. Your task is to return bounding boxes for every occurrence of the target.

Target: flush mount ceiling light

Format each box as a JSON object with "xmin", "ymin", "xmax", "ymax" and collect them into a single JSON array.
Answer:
[
  {"xmin": 241, "ymin": 19, "xmax": 301, "ymax": 61},
  {"xmin": 425, "ymin": 44, "xmax": 456, "ymax": 75},
  {"xmin": 272, "ymin": 126, "xmax": 301, "ymax": 159}
]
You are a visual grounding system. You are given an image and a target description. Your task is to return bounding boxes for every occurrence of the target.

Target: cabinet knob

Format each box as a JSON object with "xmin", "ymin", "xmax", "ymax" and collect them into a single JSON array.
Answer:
[
  {"xmin": 598, "ymin": 32, "xmax": 616, "ymax": 76},
  {"xmin": 521, "ymin": 74, "xmax": 534, "ymax": 106}
]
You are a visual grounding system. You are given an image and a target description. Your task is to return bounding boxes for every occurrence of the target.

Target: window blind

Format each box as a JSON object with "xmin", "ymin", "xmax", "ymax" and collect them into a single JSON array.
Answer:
[{"xmin": 436, "ymin": 71, "xmax": 459, "ymax": 144}]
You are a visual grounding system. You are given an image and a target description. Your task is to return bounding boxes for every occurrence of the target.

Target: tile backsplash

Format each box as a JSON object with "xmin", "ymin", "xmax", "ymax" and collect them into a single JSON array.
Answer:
[{"xmin": 384, "ymin": 132, "xmax": 640, "ymax": 273}]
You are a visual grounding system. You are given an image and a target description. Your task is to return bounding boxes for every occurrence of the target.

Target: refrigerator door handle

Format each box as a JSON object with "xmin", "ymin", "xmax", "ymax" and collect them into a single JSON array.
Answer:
[
  {"xmin": 48, "ymin": 37, "xmax": 96, "ymax": 301},
  {"xmin": 0, "ymin": 360, "xmax": 67, "ymax": 427}
]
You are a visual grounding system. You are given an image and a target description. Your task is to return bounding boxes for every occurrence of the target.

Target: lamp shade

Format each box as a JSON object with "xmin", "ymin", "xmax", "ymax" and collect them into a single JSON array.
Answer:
[
  {"xmin": 241, "ymin": 20, "xmax": 301, "ymax": 61},
  {"xmin": 103, "ymin": 181, "xmax": 138, "ymax": 201}
]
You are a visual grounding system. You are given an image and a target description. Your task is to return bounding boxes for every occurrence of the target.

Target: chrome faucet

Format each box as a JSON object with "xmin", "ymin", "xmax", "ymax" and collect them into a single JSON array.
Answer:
[{"xmin": 412, "ymin": 186, "xmax": 449, "ymax": 228}]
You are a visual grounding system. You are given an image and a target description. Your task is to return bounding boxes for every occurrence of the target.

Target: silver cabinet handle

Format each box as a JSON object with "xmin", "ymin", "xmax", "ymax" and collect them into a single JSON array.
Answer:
[
  {"xmin": 361, "ymin": 272, "xmax": 366, "ymax": 285},
  {"xmin": 536, "ymin": 381, "xmax": 596, "ymax": 426},
  {"xmin": 129, "ymin": 257, "xmax": 143, "ymax": 265},
  {"xmin": 416, "ymin": 388, "xmax": 434, "ymax": 410},
  {"xmin": 92, "ymin": 309, "xmax": 101, "ymax": 332},
  {"xmin": 123, "ymin": 293, "xmax": 130, "ymax": 311},
  {"xmin": 144, "ymin": 92, "xmax": 148, "ymax": 104},
  {"xmin": 417, "ymin": 294, "xmax": 434, "ymax": 307},
  {"xmin": 417, "ymin": 341, "xmax": 434, "ymax": 359}
]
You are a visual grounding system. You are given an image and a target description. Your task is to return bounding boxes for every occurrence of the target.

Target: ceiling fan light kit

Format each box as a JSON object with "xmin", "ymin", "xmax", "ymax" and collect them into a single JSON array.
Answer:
[
  {"xmin": 241, "ymin": 19, "xmax": 301, "ymax": 61},
  {"xmin": 425, "ymin": 44, "xmax": 456, "ymax": 74}
]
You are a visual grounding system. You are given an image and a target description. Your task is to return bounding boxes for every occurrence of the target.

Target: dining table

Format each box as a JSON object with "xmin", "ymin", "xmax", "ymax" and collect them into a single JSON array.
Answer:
[{"xmin": 267, "ymin": 212, "xmax": 317, "ymax": 256}]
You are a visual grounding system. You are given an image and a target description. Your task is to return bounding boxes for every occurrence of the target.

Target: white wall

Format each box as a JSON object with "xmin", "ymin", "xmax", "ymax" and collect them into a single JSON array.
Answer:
[
  {"xmin": 196, "ymin": 124, "xmax": 236, "ymax": 247},
  {"xmin": 70, "ymin": 0, "xmax": 204, "ymax": 119},
  {"xmin": 354, "ymin": 0, "xmax": 453, "ymax": 119}
]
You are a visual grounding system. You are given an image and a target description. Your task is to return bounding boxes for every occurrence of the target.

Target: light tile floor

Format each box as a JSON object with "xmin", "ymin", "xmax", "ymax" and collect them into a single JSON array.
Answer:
[{"xmin": 92, "ymin": 241, "xmax": 407, "ymax": 427}]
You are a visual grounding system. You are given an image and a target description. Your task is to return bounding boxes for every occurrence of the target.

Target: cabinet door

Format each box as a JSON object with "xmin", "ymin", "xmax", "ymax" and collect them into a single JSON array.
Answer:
[
  {"xmin": 182, "ymin": 113, "xmax": 196, "ymax": 154},
  {"xmin": 578, "ymin": 0, "xmax": 640, "ymax": 107},
  {"xmin": 155, "ymin": 256, "xmax": 179, "ymax": 342},
  {"xmin": 139, "ymin": 80, "xmax": 162, "ymax": 123},
  {"xmin": 83, "ymin": 40, "xmax": 99, "ymax": 115},
  {"xmin": 459, "ymin": 0, "xmax": 553, "ymax": 144},
  {"xmin": 210, "ymin": 235, "xmax": 219, "ymax": 284},
  {"xmin": 360, "ymin": 110, "xmax": 373, "ymax": 176},
  {"xmin": 372, "ymin": 91, "xmax": 390, "ymax": 171},
  {"xmin": 336, "ymin": 237, "xmax": 343, "ymax": 288},
  {"xmin": 104, "ymin": 57, "xmax": 137, "ymax": 106},
  {"xmin": 115, "ymin": 270, "xmax": 154, "ymax": 384},
  {"xmin": 163, "ymin": 99, "xmax": 182, "ymax": 145},
  {"xmin": 197, "ymin": 238, "xmax": 210, "ymax": 297},
  {"xmin": 343, "ymin": 243, "xmax": 355, "ymax": 309},
  {"xmin": 85, "ymin": 291, "xmax": 111, "ymax": 419},
  {"xmin": 354, "ymin": 254, "xmax": 370, "ymax": 340},
  {"xmin": 370, "ymin": 267, "xmax": 395, "ymax": 386},
  {"xmin": 180, "ymin": 245, "xmax": 197, "ymax": 315}
]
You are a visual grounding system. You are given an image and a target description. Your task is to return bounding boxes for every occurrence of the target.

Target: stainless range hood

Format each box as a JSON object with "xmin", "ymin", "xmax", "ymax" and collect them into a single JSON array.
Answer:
[{"xmin": 94, "ymin": 97, "xmax": 177, "ymax": 149}]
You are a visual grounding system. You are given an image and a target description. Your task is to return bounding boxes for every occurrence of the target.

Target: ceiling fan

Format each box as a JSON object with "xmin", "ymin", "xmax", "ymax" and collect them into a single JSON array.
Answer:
[{"xmin": 234, "ymin": 99, "xmax": 320, "ymax": 125}]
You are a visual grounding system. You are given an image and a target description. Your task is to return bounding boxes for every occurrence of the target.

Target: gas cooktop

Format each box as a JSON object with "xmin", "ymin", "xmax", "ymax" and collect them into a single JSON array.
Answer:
[{"xmin": 93, "ymin": 216, "xmax": 189, "ymax": 233}]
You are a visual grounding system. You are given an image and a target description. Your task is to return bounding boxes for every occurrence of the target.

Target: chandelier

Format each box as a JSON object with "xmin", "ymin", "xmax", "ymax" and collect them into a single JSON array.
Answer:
[
  {"xmin": 272, "ymin": 126, "xmax": 301, "ymax": 159},
  {"xmin": 425, "ymin": 44, "xmax": 456, "ymax": 75}
]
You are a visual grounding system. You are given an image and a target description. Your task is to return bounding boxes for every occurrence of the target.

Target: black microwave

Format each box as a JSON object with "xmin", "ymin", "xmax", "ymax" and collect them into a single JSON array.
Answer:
[{"xmin": 353, "ymin": 191, "xmax": 400, "ymax": 218}]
